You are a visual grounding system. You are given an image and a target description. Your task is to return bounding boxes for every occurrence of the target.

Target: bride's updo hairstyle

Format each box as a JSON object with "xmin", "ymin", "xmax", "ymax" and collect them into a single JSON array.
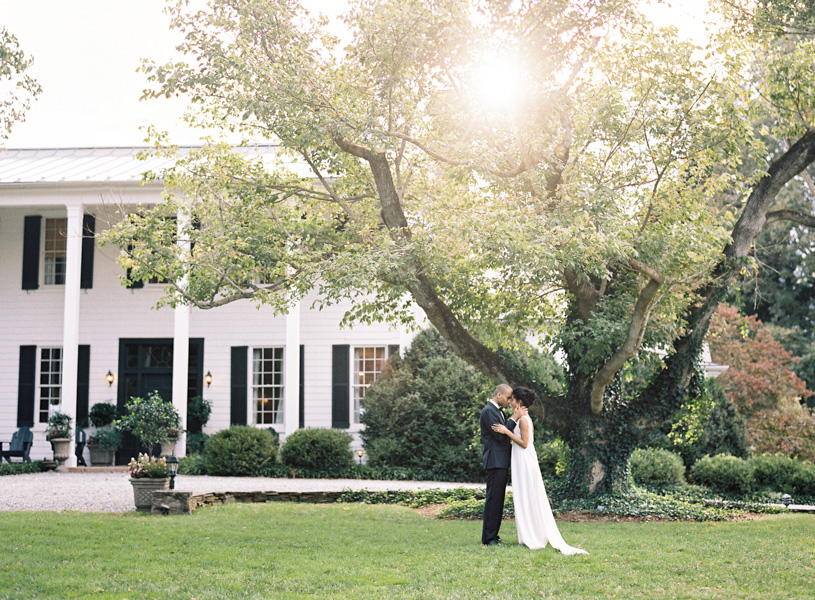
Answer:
[{"xmin": 512, "ymin": 387, "xmax": 537, "ymax": 408}]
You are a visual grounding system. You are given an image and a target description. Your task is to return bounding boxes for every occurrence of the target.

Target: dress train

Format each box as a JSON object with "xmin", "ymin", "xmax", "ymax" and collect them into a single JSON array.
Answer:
[{"xmin": 511, "ymin": 416, "xmax": 588, "ymax": 555}]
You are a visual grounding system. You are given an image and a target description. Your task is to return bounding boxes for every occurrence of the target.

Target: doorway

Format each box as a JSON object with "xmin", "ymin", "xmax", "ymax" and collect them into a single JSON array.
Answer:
[{"xmin": 116, "ymin": 338, "xmax": 204, "ymax": 463}]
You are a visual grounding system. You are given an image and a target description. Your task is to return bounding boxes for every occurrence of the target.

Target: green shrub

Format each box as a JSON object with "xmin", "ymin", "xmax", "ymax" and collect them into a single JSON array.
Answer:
[
  {"xmin": 186, "ymin": 432, "xmax": 209, "ymax": 455},
  {"xmin": 690, "ymin": 454, "xmax": 755, "ymax": 494},
  {"xmin": 87, "ymin": 427, "xmax": 122, "ymax": 450},
  {"xmin": 205, "ymin": 426, "xmax": 278, "ymax": 476},
  {"xmin": 89, "ymin": 403, "xmax": 118, "ymax": 427},
  {"xmin": 753, "ymin": 454, "xmax": 815, "ymax": 496},
  {"xmin": 790, "ymin": 462, "xmax": 815, "ymax": 497},
  {"xmin": 360, "ymin": 329, "xmax": 491, "ymax": 482},
  {"xmin": 751, "ymin": 454, "xmax": 801, "ymax": 491},
  {"xmin": 0, "ymin": 461, "xmax": 43, "ymax": 476},
  {"xmin": 186, "ymin": 396, "xmax": 212, "ymax": 434},
  {"xmin": 280, "ymin": 428, "xmax": 353, "ymax": 475},
  {"xmin": 630, "ymin": 448, "xmax": 686, "ymax": 486},
  {"xmin": 178, "ymin": 453, "xmax": 208, "ymax": 475},
  {"xmin": 537, "ymin": 438, "xmax": 570, "ymax": 483}
]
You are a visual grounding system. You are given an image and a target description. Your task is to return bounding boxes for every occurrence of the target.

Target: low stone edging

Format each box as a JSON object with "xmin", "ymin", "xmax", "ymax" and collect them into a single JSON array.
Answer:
[{"xmin": 151, "ymin": 490, "xmax": 344, "ymax": 514}]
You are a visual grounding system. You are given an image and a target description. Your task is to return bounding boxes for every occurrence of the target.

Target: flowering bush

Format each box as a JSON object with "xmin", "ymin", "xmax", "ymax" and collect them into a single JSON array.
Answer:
[
  {"xmin": 116, "ymin": 391, "xmax": 180, "ymax": 451},
  {"xmin": 45, "ymin": 412, "xmax": 72, "ymax": 441},
  {"xmin": 128, "ymin": 453, "xmax": 168, "ymax": 479}
]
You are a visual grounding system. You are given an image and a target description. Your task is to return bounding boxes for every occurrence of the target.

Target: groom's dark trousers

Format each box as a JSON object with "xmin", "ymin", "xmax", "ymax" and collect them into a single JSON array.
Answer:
[{"xmin": 480, "ymin": 401, "xmax": 517, "ymax": 545}]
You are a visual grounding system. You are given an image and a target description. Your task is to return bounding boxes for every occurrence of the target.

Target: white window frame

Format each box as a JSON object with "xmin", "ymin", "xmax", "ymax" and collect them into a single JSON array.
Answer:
[
  {"xmin": 251, "ymin": 347, "xmax": 285, "ymax": 426},
  {"xmin": 351, "ymin": 346, "xmax": 388, "ymax": 425},
  {"xmin": 42, "ymin": 216, "xmax": 68, "ymax": 286},
  {"xmin": 38, "ymin": 346, "xmax": 63, "ymax": 423}
]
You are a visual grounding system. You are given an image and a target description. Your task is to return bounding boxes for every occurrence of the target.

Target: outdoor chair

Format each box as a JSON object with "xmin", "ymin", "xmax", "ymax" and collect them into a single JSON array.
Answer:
[
  {"xmin": 75, "ymin": 426, "xmax": 87, "ymax": 467},
  {"xmin": 0, "ymin": 426, "xmax": 34, "ymax": 463}
]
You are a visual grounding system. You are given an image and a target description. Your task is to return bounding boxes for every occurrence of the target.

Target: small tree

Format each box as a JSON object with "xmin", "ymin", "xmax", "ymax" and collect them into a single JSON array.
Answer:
[{"xmin": 116, "ymin": 392, "xmax": 180, "ymax": 454}]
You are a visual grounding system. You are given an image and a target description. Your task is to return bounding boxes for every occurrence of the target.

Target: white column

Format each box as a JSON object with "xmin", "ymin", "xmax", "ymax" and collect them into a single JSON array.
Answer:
[
  {"xmin": 171, "ymin": 211, "xmax": 191, "ymax": 457},
  {"xmin": 60, "ymin": 205, "xmax": 83, "ymax": 469},
  {"xmin": 284, "ymin": 300, "xmax": 301, "ymax": 437}
]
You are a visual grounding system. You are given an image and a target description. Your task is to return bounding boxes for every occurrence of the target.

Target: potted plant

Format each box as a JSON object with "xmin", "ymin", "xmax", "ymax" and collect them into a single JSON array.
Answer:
[
  {"xmin": 45, "ymin": 412, "xmax": 72, "ymax": 465},
  {"xmin": 127, "ymin": 453, "xmax": 169, "ymax": 510},
  {"xmin": 115, "ymin": 391, "xmax": 180, "ymax": 457},
  {"xmin": 87, "ymin": 402, "xmax": 121, "ymax": 465},
  {"xmin": 87, "ymin": 427, "xmax": 122, "ymax": 466}
]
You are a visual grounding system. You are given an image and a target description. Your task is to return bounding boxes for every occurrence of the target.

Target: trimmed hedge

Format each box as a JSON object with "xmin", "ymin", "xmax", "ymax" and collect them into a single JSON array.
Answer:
[
  {"xmin": 205, "ymin": 426, "xmax": 278, "ymax": 476},
  {"xmin": 279, "ymin": 428, "xmax": 353, "ymax": 475},
  {"xmin": 690, "ymin": 454, "xmax": 755, "ymax": 494},
  {"xmin": 630, "ymin": 448, "xmax": 686, "ymax": 486},
  {"xmin": 751, "ymin": 454, "xmax": 815, "ymax": 496}
]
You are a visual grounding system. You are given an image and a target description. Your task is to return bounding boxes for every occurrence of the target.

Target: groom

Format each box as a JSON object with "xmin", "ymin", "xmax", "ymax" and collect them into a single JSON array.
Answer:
[{"xmin": 480, "ymin": 384, "xmax": 526, "ymax": 546}]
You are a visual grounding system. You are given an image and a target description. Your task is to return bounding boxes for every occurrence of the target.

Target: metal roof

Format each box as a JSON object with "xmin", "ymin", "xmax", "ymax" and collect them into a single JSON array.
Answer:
[{"xmin": 0, "ymin": 146, "xmax": 283, "ymax": 185}]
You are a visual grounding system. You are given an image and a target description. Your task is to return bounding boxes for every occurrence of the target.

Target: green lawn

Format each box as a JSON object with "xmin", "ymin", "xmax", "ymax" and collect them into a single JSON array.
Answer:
[{"xmin": 1, "ymin": 504, "xmax": 812, "ymax": 599}]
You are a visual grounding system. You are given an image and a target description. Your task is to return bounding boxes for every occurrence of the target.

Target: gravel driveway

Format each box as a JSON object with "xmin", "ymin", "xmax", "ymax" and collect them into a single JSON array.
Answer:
[{"xmin": 0, "ymin": 472, "xmax": 484, "ymax": 513}]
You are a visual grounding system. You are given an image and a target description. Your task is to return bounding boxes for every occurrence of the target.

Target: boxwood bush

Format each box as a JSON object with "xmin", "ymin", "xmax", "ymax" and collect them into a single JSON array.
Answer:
[
  {"xmin": 751, "ymin": 454, "xmax": 815, "ymax": 496},
  {"xmin": 630, "ymin": 447, "xmax": 686, "ymax": 486},
  {"xmin": 205, "ymin": 426, "xmax": 278, "ymax": 476},
  {"xmin": 280, "ymin": 428, "xmax": 353, "ymax": 475},
  {"xmin": 690, "ymin": 454, "xmax": 755, "ymax": 494}
]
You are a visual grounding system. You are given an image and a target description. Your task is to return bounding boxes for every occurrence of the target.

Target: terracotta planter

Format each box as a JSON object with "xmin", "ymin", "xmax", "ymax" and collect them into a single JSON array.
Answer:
[
  {"xmin": 130, "ymin": 477, "xmax": 169, "ymax": 510},
  {"xmin": 50, "ymin": 438, "xmax": 71, "ymax": 464},
  {"xmin": 88, "ymin": 444, "xmax": 116, "ymax": 466}
]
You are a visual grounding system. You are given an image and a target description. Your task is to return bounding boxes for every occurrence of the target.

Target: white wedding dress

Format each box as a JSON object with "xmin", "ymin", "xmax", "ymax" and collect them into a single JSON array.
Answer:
[{"xmin": 511, "ymin": 415, "xmax": 588, "ymax": 554}]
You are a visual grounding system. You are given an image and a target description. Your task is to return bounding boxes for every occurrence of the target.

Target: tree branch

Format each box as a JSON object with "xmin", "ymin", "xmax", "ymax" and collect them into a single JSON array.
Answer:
[
  {"xmin": 589, "ymin": 261, "xmax": 665, "ymax": 414},
  {"xmin": 334, "ymin": 135, "xmax": 512, "ymax": 383},
  {"xmin": 765, "ymin": 208, "xmax": 815, "ymax": 228}
]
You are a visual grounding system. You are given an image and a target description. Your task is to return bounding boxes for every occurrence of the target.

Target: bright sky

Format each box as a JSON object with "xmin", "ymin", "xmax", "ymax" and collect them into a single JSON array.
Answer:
[{"xmin": 1, "ymin": 0, "xmax": 711, "ymax": 150}]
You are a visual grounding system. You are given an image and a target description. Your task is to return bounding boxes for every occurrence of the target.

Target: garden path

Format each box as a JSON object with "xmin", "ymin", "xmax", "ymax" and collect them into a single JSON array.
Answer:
[{"xmin": 0, "ymin": 472, "xmax": 484, "ymax": 513}]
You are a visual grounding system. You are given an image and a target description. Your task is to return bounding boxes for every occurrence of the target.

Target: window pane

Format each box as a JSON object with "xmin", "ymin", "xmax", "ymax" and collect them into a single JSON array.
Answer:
[
  {"xmin": 252, "ymin": 347, "xmax": 284, "ymax": 425},
  {"xmin": 44, "ymin": 218, "xmax": 67, "ymax": 286},
  {"xmin": 39, "ymin": 347, "xmax": 63, "ymax": 422},
  {"xmin": 352, "ymin": 347, "xmax": 387, "ymax": 424}
]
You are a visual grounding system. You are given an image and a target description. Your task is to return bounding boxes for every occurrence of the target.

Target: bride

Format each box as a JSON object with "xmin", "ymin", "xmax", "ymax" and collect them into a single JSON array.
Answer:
[{"xmin": 492, "ymin": 387, "xmax": 588, "ymax": 555}]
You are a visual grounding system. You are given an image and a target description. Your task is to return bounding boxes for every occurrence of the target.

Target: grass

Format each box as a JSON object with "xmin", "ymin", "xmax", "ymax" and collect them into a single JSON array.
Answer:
[{"xmin": 1, "ymin": 504, "xmax": 813, "ymax": 599}]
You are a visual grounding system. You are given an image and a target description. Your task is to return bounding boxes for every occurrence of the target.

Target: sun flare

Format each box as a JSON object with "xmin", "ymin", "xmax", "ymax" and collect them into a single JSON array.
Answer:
[{"xmin": 468, "ymin": 55, "xmax": 527, "ymax": 115}]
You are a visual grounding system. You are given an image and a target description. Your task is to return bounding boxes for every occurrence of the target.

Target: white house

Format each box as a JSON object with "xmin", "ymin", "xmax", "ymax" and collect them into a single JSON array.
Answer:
[{"xmin": 0, "ymin": 147, "xmax": 420, "ymax": 466}]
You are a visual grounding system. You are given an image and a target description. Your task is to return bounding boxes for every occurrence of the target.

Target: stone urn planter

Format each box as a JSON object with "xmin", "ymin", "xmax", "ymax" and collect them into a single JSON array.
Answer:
[
  {"xmin": 130, "ymin": 478, "xmax": 169, "ymax": 510},
  {"xmin": 88, "ymin": 444, "xmax": 116, "ymax": 466},
  {"xmin": 160, "ymin": 438, "xmax": 178, "ymax": 458},
  {"xmin": 50, "ymin": 438, "xmax": 71, "ymax": 465}
]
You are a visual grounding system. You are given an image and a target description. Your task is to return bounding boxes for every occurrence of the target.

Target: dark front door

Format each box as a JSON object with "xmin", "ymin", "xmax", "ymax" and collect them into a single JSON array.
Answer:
[{"xmin": 116, "ymin": 338, "xmax": 204, "ymax": 463}]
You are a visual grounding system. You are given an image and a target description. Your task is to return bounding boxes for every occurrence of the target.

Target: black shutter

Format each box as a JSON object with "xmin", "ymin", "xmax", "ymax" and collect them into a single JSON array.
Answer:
[
  {"xmin": 299, "ymin": 345, "xmax": 305, "ymax": 429},
  {"xmin": 77, "ymin": 345, "xmax": 91, "ymax": 426},
  {"xmin": 80, "ymin": 215, "xmax": 95, "ymax": 289},
  {"xmin": 387, "ymin": 344, "xmax": 400, "ymax": 359},
  {"xmin": 230, "ymin": 346, "xmax": 248, "ymax": 425},
  {"xmin": 331, "ymin": 345, "xmax": 350, "ymax": 429},
  {"xmin": 17, "ymin": 346, "xmax": 37, "ymax": 427},
  {"xmin": 22, "ymin": 216, "xmax": 41, "ymax": 290}
]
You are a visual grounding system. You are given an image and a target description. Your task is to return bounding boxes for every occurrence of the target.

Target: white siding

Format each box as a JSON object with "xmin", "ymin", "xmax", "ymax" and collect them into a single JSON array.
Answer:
[{"xmin": 1, "ymin": 182, "xmax": 421, "ymax": 460}]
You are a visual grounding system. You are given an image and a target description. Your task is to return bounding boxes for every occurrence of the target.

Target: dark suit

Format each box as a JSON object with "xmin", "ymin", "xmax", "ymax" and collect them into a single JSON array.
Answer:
[{"xmin": 480, "ymin": 401, "xmax": 517, "ymax": 545}]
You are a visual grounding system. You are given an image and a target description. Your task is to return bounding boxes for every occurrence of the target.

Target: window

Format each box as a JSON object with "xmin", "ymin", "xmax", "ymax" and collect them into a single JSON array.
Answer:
[
  {"xmin": 39, "ymin": 347, "xmax": 62, "ymax": 422},
  {"xmin": 352, "ymin": 347, "xmax": 386, "ymax": 424},
  {"xmin": 43, "ymin": 218, "xmax": 67, "ymax": 285},
  {"xmin": 252, "ymin": 347, "xmax": 284, "ymax": 425}
]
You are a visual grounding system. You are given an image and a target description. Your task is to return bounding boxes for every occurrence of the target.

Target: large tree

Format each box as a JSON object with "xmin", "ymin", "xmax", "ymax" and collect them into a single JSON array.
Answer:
[
  {"xmin": 0, "ymin": 26, "xmax": 41, "ymax": 141},
  {"xmin": 103, "ymin": 0, "xmax": 815, "ymax": 495}
]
